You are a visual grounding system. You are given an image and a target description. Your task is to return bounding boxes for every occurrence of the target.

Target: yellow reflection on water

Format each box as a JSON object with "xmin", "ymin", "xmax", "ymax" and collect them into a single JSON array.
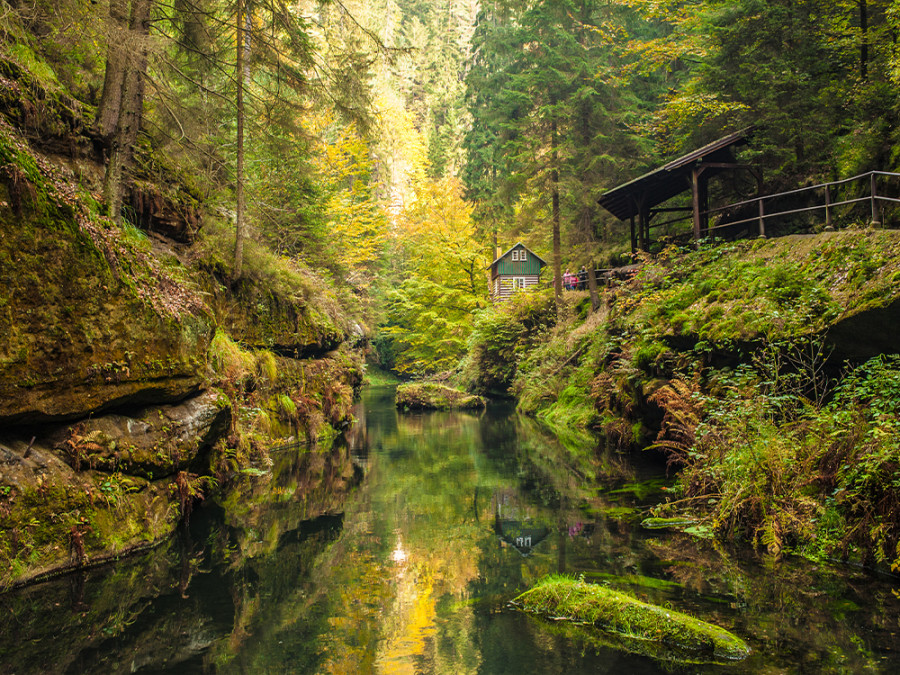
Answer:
[{"xmin": 374, "ymin": 560, "xmax": 436, "ymax": 674}]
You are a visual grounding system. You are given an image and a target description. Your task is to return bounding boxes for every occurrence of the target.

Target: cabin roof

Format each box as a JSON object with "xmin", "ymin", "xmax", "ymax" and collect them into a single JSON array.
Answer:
[
  {"xmin": 597, "ymin": 128, "xmax": 753, "ymax": 221},
  {"xmin": 487, "ymin": 242, "xmax": 549, "ymax": 269}
]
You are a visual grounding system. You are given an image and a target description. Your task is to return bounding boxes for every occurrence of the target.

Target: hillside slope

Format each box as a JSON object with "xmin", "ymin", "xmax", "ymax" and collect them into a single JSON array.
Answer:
[{"xmin": 0, "ymin": 55, "xmax": 363, "ymax": 589}]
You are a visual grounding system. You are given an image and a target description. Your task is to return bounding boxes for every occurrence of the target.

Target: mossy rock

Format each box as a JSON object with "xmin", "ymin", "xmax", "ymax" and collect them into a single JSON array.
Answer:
[
  {"xmin": 0, "ymin": 436, "xmax": 183, "ymax": 589},
  {"xmin": 395, "ymin": 383, "xmax": 485, "ymax": 411},
  {"xmin": 0, "ymin": 125, "xmax": 213, "ymax": 424},
  {"xmin": 512, "ymin": 575, "xmax": 749, "ymax": 662},
  {"xmin": 45, "ymin": 390, "xmax": 231, "ymax": 479},
  {"xmin": 641, "ymin": 516, "xmax": 698, "ymax": 530},
  {"xmin": 193, "ymin": 222, "xmax": 348, "ymax": 358}
]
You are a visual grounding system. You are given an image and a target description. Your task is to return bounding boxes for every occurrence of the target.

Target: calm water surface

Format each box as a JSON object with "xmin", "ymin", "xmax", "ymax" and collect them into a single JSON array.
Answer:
[{"xmin": 2, "ymin": 385, "xmax": 900, "ymax": 673}]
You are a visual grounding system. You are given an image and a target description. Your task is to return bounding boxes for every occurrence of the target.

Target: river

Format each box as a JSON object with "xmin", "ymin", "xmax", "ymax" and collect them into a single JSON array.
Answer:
[{"xmin": 2, "ymin": 385, "xmax": 900, "ymax": 673}]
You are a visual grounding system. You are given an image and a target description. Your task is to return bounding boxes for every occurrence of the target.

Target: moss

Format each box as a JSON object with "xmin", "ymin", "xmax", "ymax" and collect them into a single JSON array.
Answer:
[
  {"xmin": 0, "ymin": 123, "xmax": 213, "ymax": 424},
  {"xmin": 0, "ymin": 475, "xmax": 180, "ymax": 589},
  {"xmin": 276, "ymin": 394, "xmax": 297, "ymax": 419},
  {"xmin": 513, "ymin": 575, "xmax": 749, "ymax": 661},
  {"xmin": 193, "ymin": 219, "xmax": 347, "ymax": 355},
  {"xmin": 209, "ymin": 329, "xmax": 256, "ymax": 384},
  {"xmin": 257, "ymin": 350, "xmax": 279, "ymax": 383},
  {"xmin": 395, "ymin": 382, "xmax": 485, "ymax": 411}
]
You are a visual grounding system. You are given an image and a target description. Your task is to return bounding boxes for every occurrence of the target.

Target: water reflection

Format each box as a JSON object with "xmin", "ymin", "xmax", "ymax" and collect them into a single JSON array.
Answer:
[
  {"xmin": 493, "ymin": 490, "xmax": 552, "ymax": 556},
  {"xmin": 2, "ymin": 385, "xmax": 900, "ymax": 673}
]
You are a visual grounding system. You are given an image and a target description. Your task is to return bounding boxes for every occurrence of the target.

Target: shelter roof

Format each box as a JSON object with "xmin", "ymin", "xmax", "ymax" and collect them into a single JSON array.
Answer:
[{"xmin": 597, "ymin": 128, "xmax": 753, "ymax": 221}]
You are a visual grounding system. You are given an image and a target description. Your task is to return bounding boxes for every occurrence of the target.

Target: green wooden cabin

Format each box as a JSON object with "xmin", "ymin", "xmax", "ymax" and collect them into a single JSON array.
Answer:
[{"xmin": 487, "ymin": 243, "xmax": 548, "ymax": 303}]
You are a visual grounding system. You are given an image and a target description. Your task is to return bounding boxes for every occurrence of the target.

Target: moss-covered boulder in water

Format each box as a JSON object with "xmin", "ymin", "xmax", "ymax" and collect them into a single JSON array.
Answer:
[
  {"xmin": 641, "ymin": 516, "xmax": 697, "ymax": 530},
  {"xmin": 513, "ymin": 575, "xmax": 749, "ymax": 661},
  {"xmin": 395, "ymin": 382, "xmax": 485, "ymax": 411}
]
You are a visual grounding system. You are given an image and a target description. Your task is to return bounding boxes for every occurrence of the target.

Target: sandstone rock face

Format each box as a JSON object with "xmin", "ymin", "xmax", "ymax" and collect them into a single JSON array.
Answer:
[
  {"xmin": 0, "ymin": 181, "xmax": 213, "ymax": 426},
  {"xmin": 0, "ymin": 433, "xmax": 181, "ymax": 589},
  {"xmin": 47, "ymin": 390, "xmax": 232, "ymax": 479},
  {"xmin": 200, "ymin": 268, "xmax": 346, "ymax": 358},
  {"xmin": 0, "ymin": 391, "xmax": 232, "ymax": 589},
  {"xmin": 828, "ymin": 295, "xmax": 900, "ymax": 360}
]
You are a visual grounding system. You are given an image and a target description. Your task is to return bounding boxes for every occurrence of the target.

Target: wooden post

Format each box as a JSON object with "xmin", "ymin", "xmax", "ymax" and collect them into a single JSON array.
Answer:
[
  {"xmin": 638, "ymin": 209, "xmax": 645, "ymax": 251},
  {"xmin": 644, "ymin": 205, "xmax": 651, "ymax": 250},
  {"xmin": 630, "ymin": 214, "xmax": 636, "ymax": 253},
  {"xmin": 637, "ymin": 195, "xmax": 647, "ymax": 251},
  {"xmin": 824, "ymin": 184, "xmax": 833, "ymax": 231},
  {"xmin": 871, "ymin": 172, "xmax": 881, "ymax": 226},
  {"xmin": 699, "ymin": 171, "xmax": 709, "ymax": 237},
  {"xmin": 758, "ymin": 197, "xmax": 766, "ymax": 238},
  {"xmin": 691, "ymin": 167, "xmax": 702, "ymax": 242}
]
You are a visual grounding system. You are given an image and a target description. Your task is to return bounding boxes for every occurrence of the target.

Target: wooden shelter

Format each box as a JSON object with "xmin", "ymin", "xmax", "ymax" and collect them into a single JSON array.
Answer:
[
  {"xmin": 487, "ymin": 243, "xmax": 548, "ymax": 303},
  {"xmin": 597, "ymin": 129, "xmax": 760, "ymax": 251}
]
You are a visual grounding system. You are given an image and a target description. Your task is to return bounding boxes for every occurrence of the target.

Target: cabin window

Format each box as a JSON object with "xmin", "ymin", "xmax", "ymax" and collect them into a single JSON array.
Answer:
[
  {"xmin": 511, "ymin": 250, "xmax": 520, "ymax": 261},
  {"xmin": 514, "ymin": 277, "xmax": 527, "ymax": 289},
  {"xmin": 520, "ymin": 249, "xmax": 526, "ymax": 261}
]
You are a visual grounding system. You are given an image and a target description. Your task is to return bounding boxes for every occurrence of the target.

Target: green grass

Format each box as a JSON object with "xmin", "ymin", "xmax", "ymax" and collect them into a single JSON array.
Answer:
[
  {"xmin": 641, "ymin": 516, "xmax": 698, "ymax": 530},
  {"xmin": 512, "ymin": 575, "xmax": 749, "ymax": 661}
]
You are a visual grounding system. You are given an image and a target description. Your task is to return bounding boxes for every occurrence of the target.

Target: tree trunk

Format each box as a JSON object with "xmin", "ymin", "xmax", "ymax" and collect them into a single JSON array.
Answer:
[
  {"xmin": 234, "ymin": 0, "xmax": 247, "ymax": 280},
  {"xmin": 579, "ymin": 209, "xmax": 600, "ymax": 311},
  {"xmin": 860, "ymin": 0, "xmax": 869, "ymax": 81},
  {"xmin": 102, "ymin": 0, "xmax": 151, "ymax": 221},
  {"xmin": 96, "ymin": 0, "xmax": 128, "ymax": 142},
  {"xmin": 551, "ymin": 118, "xmax": 562, "ymax": 310}
]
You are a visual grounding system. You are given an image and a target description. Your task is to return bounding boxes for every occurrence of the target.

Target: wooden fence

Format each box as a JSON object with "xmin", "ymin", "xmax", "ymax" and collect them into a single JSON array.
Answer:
[{"xmin": 648, "ymin": 170, "xmax": 900, "ymax": 241}]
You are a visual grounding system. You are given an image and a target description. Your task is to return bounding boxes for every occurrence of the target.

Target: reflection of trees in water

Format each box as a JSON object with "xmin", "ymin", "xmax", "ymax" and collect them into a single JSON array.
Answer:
[
  {"xmin": 0, "ymin": 439, "xmax": 365, "ymax": 675},
  {"xmin": 220, "ymin": 439, "xmax": 362, "ymax": 560},
  {"xmin": 7, "ymin": 392, "xmax": 900, "ymax": 674},
  {"xmin": 308, "ymin": 403, "xmax": 501, "ymax": 675}
]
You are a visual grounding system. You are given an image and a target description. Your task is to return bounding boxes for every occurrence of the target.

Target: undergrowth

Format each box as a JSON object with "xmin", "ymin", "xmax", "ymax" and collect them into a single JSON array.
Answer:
[{"xmin": 650, "ymin": 354, "xmax": 900, "ymax": 569}]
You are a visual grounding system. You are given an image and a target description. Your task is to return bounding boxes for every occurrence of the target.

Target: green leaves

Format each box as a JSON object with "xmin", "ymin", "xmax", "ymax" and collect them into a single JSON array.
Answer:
[{"xmin": 381, "ymin": 277, "xmax": 481, "ymax": 375}]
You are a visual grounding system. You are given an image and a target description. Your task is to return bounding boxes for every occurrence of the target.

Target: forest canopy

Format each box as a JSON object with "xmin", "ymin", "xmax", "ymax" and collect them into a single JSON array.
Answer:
[{"xmin": 1, "ymin": 0, "xmax": 897, "ymax": 374}]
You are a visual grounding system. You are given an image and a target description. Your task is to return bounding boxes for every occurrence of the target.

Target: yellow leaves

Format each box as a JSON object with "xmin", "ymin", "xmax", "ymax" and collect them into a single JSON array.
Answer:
[
  {"xmin": 649, "ymin": 91, "xmax": 750, "ymax": 152},
  {"xmin": 610, "ymin": 0, "xmax": 709, "ymax": 64},
  {"xmin": 394, "ymin": 175, "xmax": 485, "ymax": 290},
  {"xmin": 374, "ymin": 93, "xmax": 429, "ymax": 210},
  {"xmin": 306, "ymin": 111, "xmax": 388, "ymax": 277}
]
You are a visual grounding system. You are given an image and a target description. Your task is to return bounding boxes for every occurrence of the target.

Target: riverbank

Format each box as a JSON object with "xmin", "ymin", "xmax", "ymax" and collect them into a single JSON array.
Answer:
[
  {"xmin": 461, "ymin": 233, "xmax": 900, "ymax": 570},
  {"xmin": 0, "ymin": 54, "xmax": 365, "ymax": 589}
]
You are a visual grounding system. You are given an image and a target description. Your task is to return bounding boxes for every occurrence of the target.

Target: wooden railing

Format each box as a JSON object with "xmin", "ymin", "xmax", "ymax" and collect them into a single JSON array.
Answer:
[
  {"xmin": 707, "ymin": 170, "xmax": 900, "ymax": 237},
  {"xmin": 650, "ymin": 170, "xmax": 900, "ymax": 240}
]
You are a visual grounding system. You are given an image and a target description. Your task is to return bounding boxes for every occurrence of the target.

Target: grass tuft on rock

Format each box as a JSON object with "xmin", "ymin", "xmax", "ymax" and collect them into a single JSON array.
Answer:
[
  {"xmin": 641, "ymin": 516, "xmax": 697, "ymax": 530},
  {"xmin": 512, "ymin": 575, "xmax": 749, "ymax": 661}
]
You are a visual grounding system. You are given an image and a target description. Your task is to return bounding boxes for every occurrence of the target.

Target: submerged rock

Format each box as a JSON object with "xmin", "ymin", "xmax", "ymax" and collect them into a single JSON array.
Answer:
[
  {"xmin": 512, "ymin": 575, "xmax": 749, "ymax": 662},
  {"xmin": 395, "ymin": 382, "xmax": 485, "ymax": 411}
]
